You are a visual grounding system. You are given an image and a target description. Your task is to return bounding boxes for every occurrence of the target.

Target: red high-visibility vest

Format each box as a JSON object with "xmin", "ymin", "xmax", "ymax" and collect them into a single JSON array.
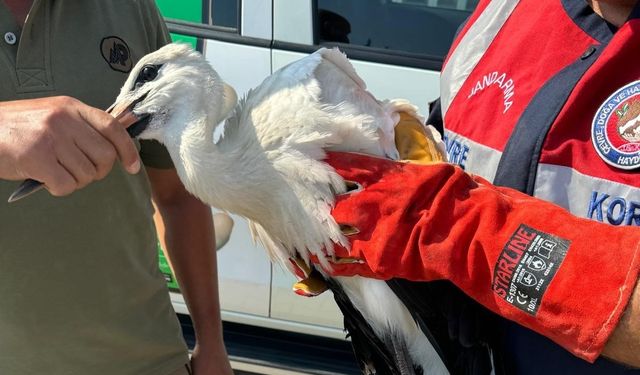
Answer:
[
  {"xmin": 439, "ymin": 1, "xmax": 640, "ymax": 373},
  {"xmin": 442, "ymin": 0, "xmax": 640, "ymax": 228}
]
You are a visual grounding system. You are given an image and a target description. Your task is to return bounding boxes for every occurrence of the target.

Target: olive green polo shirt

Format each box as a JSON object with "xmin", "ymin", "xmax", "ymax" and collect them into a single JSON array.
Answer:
[{"xmin": 0, "ymin": 1, "xmax": 188, "ymax": 374}]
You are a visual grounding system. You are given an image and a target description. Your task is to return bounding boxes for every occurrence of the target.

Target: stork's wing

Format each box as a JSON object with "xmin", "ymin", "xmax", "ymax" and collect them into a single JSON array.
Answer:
[
  {"xmin": 387, "ymin": 279, "xmax": 497, "ymax": 375},
  {"xmin": 326, "ymin": 277, "xmax": 496, "ymax": 375},
  {"xmin": 312, "ymin": 48, "xmax": 420, "ymax": 159},
  {"xmin": 242, "ymin": 48, "xmax": 422, "ymax": 160},
  {"xmin": 326, "ymin": 279, "xmax": 416, "ymax": 375}
]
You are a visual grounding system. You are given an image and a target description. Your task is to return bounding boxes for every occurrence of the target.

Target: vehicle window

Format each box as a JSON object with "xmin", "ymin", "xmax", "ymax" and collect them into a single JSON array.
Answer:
[
  {"xmin": 316, "ymin": 0, "xmax": 477, "ymax": 60},
  {"xmin": 211, "ymin": 0, "xmax": 240, "ymax": 29}
]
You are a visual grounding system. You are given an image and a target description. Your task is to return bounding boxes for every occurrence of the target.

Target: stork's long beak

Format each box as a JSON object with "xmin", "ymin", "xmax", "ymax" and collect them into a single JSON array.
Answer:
[{"xmin": 107, "ymin": 92, "xmax": 151, "ymax": 138}]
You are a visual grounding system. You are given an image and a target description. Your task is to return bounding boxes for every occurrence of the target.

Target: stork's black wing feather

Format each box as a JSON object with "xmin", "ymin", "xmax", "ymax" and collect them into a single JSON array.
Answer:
[
  {"xmin": 387, "ymin": 279, "xmax": 497, "ymax": 375},
  {"xmin": 327, "ymin": 278, "xmax": 423, "ymax": 375},
  {"xmin": 325, "ymin": 277, "xmax": 497, "ymax": 375}
]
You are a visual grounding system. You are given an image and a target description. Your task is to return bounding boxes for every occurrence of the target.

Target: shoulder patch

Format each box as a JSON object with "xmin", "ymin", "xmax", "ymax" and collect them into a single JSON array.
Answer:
[
  {"xmin": 592, "ymin": 80, "xmax": 640, "ymax": 170},
  {"xmin": 100, "ymin": 36, "xmax": 133, "ymax": 73}
]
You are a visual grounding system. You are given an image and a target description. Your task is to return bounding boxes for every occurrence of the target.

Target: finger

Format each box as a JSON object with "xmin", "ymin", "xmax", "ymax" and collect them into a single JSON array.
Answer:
[
  {"xmin": 38, "ymin": 162, "xmax": 78, "ymax": 197},
  {"xmin": 76, "ymin": 104, "xmax": 140, "ymax": 174},
  {"xmin": 70, "ymin": 125, "xmax": 118, "ymax": 180},
  {"xmin": 55, "ymin": 142, "xmax": 99, "ymax": 189}
]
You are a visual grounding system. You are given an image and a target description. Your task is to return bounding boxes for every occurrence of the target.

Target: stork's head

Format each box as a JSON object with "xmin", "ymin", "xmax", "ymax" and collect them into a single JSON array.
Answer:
[{"xmin": 108, "ymin": 43, "xmax": 237, "ymax": 143}]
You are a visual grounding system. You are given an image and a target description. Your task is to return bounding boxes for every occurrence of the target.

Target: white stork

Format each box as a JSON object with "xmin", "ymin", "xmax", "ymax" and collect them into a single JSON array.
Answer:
[{"xmin": 109, "ymin": 43, "xmax": 490, "ymax": 375}]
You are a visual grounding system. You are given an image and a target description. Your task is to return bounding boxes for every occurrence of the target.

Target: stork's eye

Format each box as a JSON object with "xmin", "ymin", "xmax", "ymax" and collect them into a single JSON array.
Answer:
[{"xmin": 133, "ymin": 64, "xmax": 162, "ymax": 90}]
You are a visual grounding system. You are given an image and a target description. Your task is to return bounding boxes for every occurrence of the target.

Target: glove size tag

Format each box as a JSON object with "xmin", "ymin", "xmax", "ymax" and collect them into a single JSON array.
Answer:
[{"xmin": 492, "ymin": 224, "xmax": 570, "ymax": 315}]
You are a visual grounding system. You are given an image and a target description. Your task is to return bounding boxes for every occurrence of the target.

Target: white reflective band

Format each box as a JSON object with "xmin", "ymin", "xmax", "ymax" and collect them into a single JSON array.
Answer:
[
  {"xmin": 445, "ymin": 130, "xmax": 502, "ymax": 181},
  {"xmin": 440, "ymin": 0, "xmax": 520, "ymax": 117},
  {"xmin": 534, "ymin": 163, "xmax": 640, "ymax": 222}
]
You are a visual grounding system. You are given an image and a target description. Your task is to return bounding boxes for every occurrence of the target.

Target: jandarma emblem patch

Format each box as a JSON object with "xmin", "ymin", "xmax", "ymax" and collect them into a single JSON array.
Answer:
[
  {"xmin": 100, "ymin": 36, "xmax": 132, "ymax": 73},
  {"xmin": 592, "ymin": 80, "xmax": 640, "ymax": 170}
]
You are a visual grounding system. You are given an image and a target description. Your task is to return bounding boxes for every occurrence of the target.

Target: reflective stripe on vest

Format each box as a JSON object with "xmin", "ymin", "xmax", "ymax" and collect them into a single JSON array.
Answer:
[
  {"xmin": 440, "ymin": 0, "xmax": 519, "ymax": 117},
  {"xmin": 440, "ymin": 0, "xmax": 640, "ymax": 206}
]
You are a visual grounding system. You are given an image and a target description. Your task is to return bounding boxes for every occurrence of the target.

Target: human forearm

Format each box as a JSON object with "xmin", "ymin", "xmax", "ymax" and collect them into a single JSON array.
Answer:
[
  {"xmin": 603, "ymin": 279, "xmax": 640, "ymax": 368},
  {"xmin": 147, "ymin": 167, "xmax": 232, "ymax": 375},
  {"xmin": 155, "ymin": 199, "xmax": 222, "ymax": 343},
  {"xmin": 148, "ymin": 168, "xmax": 224, "ymax": 344}
]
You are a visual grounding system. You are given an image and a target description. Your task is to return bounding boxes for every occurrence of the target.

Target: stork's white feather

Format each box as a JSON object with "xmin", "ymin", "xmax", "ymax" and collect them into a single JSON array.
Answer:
[
  {"xmin": 117, "ymin": 43, "xmax": 449, "ymax": 375},
  {"xmin": 116, "ymin": 44, "xmax": 417, "ymax": 269}
]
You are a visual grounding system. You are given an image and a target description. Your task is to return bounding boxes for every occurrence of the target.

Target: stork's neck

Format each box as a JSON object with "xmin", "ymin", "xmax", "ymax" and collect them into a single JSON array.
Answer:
[
  {"xmin": 161, "ymin": 94, "xmax": 221, "ymax": 155},
  {"xmin": 161, "ymin": 102, "xmax": 285, "ymax": 222},
  {"xmin": 160, "ymin": 95, "xmax": 343, "ymax": 265}
]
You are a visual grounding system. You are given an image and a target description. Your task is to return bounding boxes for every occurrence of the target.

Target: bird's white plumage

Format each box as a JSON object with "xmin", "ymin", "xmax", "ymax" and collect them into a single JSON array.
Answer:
[
  {"xmin": 229, "ymin": 48, "xmax": 428, "ymax": 270},
  {"xmin": 117, "ymin": 43, "xmax": 448, "ymax": 375}
]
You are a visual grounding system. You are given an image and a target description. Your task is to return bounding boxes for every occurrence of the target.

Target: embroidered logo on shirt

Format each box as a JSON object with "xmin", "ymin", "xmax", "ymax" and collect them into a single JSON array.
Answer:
[
  {"xmin": 492, "ymin": 224, "xmax": 570, "ymax": 315},
  {"xmin": 467, "ymin": 71, "xmax": 515, "ymax": 114},
  {"xmin": 592, "ymin": 80, "xmax": 640, "ymax": 170},
  {"xmin": 100, "ymin": 36, "xmax": 133, "ymax": 73}
]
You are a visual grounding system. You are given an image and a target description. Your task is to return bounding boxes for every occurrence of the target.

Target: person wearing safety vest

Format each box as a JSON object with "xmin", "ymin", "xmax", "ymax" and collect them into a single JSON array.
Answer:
[{"xmin": 318, "ymin": 0, "xmax": 640, "ymax": 373}]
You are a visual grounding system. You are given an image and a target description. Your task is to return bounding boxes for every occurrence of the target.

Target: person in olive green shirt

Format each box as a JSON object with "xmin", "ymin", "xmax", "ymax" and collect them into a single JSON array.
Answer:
[{"xmin": 0, "ymin": 1, "xmax": 232, "ymax": 374}]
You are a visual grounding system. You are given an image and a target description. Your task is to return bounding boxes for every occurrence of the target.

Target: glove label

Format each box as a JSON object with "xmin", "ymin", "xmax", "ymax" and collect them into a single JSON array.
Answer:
[{"xmin": 492, "ymin": 224, "xmax": 570, "ymax": 315}]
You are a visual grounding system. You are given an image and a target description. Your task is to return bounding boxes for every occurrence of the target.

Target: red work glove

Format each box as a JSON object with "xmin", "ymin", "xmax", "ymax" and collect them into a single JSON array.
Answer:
[{"xmin": 321, "ymin": 151, "xmax": 640, "ymax": 363}]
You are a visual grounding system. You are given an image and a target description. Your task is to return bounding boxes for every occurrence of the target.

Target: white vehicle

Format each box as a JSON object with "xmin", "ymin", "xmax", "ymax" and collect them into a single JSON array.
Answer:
[{"xmin": 154, "ymin": 0, "xmax": 475, "ymax": 372}]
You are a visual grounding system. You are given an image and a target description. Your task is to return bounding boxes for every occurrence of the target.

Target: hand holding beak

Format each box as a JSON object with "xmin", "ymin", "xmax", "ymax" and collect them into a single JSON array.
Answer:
[{"xmin": 0, "ymin": 96, "xmax": 140, "ymax": 199}]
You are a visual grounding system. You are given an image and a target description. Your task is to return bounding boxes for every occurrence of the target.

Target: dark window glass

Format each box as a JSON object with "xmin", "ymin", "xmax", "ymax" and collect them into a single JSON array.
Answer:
[
  {"xmin": 211, "ymin": 0, "xmax": 239, "ymax": 29},
  {"xmin": 316, "ymin": 0, "xmax": 477, "ymax": 60}
]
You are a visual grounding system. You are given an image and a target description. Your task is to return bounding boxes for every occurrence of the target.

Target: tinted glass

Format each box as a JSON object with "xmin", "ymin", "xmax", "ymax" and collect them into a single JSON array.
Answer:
[
  {"xmin": 317, "ymin": 0, "xmax": 477, "ymax": 59},
  {"xmin": 211, "ymin": 0, "xmax": 239, "ymax": 29}
]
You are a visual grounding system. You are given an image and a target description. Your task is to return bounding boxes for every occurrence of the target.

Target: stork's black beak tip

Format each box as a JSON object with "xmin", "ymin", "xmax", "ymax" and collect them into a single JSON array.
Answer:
[
  {"xmin": 8, "ymin": 179, "xmax": 45, "ymax": 203},
  {"xmin": 108, "ymin": 92, "xmax": 151, "ymax": 138},
  {"xmin": 126, "ymin": 115, "xmax": 151, "ymax": 138}
]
